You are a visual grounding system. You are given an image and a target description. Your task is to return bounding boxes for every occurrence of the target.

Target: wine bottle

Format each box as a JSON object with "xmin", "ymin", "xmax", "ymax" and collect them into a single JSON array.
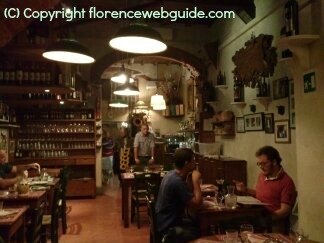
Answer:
[
  {"xmin": 261, "ymin": 78, "xmax": 268, "ymax": 97},
  {"xmin": 255, "ymin": 81, "xmax": 261, "ymax": 97},
  {"xmin": 285, "ymin": 0, "xmax": 299, "ymax": 36}
]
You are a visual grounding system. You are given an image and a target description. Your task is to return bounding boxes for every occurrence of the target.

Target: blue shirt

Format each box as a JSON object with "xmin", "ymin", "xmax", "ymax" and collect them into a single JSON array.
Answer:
[
  {"xmin": 0, "ymin": 163, "xmax": 13, "ymax": 178},
  {"xmin": 155, "ymin": 170, "xmax": 193, "ymax": 234}
]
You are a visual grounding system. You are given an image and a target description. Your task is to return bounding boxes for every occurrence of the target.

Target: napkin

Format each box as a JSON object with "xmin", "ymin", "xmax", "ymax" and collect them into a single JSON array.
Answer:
[{"xmin": 0, "ymin": 209, "xmax": 19, "ymax": 217}]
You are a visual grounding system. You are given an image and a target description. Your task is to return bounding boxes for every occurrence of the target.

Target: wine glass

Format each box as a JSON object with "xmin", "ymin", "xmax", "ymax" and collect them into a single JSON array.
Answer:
[
  {"xmin": 129, "ymin": 166, "xmax": 134, "ymax": 174},
  {"xmin": 240, "ymin": 224, "xmax": 254, "ymax": 242}
]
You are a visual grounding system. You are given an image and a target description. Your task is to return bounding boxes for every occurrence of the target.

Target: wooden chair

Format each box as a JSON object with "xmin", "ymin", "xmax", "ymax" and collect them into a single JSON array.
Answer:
[
  {"xmin": 27, "ymin": 202, "xmax": 45, "ymax": 243},
  {"xmin": 131, "ymin": 172, "xmax": 161, "ymax": 228},
  {"xmin": 58, "ymin": 166, "xmax": 70, "ymax": 234},
  {"xmin": 41, "ymin": 186, "xmax": 61, "ymax": 243},
  {"xmin": 146, "ymin": 195, "xmax": 162, "ymax": 243}
]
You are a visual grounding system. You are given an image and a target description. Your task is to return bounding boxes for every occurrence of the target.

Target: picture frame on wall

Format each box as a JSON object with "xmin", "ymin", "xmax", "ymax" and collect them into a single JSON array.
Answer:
[
  {"xmin": 236, "ymin": 117, "xmax": 245, "ymax": 133},
  {"xmin": 274, "ymin": 120, "xmax": 291, "ymax": 143},
  {"xmin": 244, "ymin": 113, "xmax": 264, "ymax": 131},
  {"xmin": 0, "ymin": 128, "xmax": 9, "ymax": 162},
  {"xmin": 264, "ymin": 113, "xmax": 274, "ymax": 133},
  {"xmin": 289, "ymin": 80, "xmax": 296, "ymax": 129},
  {"xmin": 273, "ymin": 77, "xmax": 289, "ymax": 100}
]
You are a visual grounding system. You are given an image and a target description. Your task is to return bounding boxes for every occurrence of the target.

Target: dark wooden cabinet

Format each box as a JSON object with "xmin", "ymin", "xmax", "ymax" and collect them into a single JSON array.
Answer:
[{"xmin": 195, "ymin": 154, "xmax": 246, "ymax": 185}]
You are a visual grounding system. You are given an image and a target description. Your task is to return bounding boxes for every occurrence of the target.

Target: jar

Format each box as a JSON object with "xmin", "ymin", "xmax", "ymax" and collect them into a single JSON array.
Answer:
[{"xmin": 224, "ymin": 185, "xmax": 237, "ymax": 209}]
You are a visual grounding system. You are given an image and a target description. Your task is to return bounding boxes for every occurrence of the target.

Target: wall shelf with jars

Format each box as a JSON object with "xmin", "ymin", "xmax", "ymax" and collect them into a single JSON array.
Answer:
[{"xmin": 12, "ymin": 108, "xmax": 96, "ymax": 197}]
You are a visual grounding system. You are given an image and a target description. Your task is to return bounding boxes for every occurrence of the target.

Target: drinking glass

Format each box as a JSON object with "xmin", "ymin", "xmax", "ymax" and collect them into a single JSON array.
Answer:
[
  {"xmin": 129, "ymin": 166, "xmax": 134, "ymax": 174},
  {"xmin": 144, "ymin": 166, "xmax": 149, "ymax": 173},
  {"xmin": 225, "ymin": 229, "xmax": 238, "ymax": 243},
  {"xmin": 240, "ymin": 224, "xmax": 254, "ymax": 242}
]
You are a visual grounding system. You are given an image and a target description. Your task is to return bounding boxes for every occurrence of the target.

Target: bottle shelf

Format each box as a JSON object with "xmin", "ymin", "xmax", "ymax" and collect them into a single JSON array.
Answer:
[
  {"xmin": 18, "ymin": 148, "xmax": 95, "ymax": 151},
  {"xmin": 0, "ymin": 85, "xmax": 75, "ymax": 95},
  {"xmin": 6, "ymin": 99, "xmax": 82, "ymax": 107},
  {"xmin": 19, "ymin": 119, "xmax": 94, "ymax": 122}
]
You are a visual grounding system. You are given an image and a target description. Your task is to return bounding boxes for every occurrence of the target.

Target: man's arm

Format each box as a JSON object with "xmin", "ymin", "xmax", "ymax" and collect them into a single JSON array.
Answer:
[
  {"xmin": 187, "ymin": 170, "xmax": 202, "ymax": 208},
  {"xmin": 12, "ymin": 163, "xmax": 40, "ymax": 174},
  {"xmin": 233, "ymin": 180, "xmax": 256, "ymax": 197},
  {"xmin": 133, "ymin": 134, "xmax": 140, "ymax": 164},
  {"xmin": 272, "ymin": 203, "xmax": 292, "ymax": 220},
  {"xmin": 0, "ymin": 177, "xmax": 21, "ymax": 189}
]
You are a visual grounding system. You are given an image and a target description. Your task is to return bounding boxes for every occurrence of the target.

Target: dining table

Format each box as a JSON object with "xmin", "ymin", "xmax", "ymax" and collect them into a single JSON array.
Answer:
[
  {"xmin": 0, "ymin": 205, "xmax": 29, "ymax": 243},
  {"xmin": 120, "ymin": 170, "xmax": 220, "ymax": 228},
  {"xmin": 0, "ymin": 177, "xmax": 59, "ymax": 219},
  {"xmin": 190, "ymin": 233, "xmax": 296, "ymax": 243},
  {"xmin": 196, "ymin": 197, "xmax": 271, "ymax": 236}
]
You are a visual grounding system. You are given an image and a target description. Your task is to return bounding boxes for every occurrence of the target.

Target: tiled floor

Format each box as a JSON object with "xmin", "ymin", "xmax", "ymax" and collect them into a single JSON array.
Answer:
[{"xmin": 59, "ymin": 176, "xmax": 150, "ymax": 243}]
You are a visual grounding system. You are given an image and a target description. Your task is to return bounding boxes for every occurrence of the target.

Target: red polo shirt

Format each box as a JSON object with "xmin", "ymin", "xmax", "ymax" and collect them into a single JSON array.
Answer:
[{"xmin": 255, "ymin": 169, "xmax": 297, "ymax": 213}]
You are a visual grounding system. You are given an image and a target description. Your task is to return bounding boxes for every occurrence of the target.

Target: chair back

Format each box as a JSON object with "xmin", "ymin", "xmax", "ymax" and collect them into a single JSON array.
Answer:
[
  {"xmin": 50, "ymin": 186, "xmax": 62, "ymax": 243},
  {"xmin": 133, "ymin": 172, "xmax": 161, "ymax": 199},
  {"xmin": 28, "ymin": 202, "xmax": 45, "ymax": 243},
  {"xmin": 58, "ymin": 166, "xmax": 70, "ymax": 234},
  {"xmin": 146, "ymin": 195, "xmax": 161, "ymax": 243}
]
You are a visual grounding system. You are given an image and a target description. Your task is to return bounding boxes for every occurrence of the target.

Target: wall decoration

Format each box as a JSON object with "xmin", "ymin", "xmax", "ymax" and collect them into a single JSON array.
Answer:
[
  {"xmin": 244, "ymin": 113, "xmax": 264, "ymax": 131},
  {"xmin": 264, "ymin": 113, "xmax": 274, "ymax": 133},
  {"xmin": 236, "ymin": 117, "xmax": 245, "ymax": 133},
  {"xmin": 232, "ymin": 34, "xmax": 277, "ymax": 88},
  {"xmin": 274, "ymin": 120, "xmax": 291, "ymax": 143},
  {"xmin": 0, "ymin": 128, "xmax": 9, "ymax": 162},
  {"xmin": 273, "ymin": 77, "xmax": 289, "ymax": 100},
  {"xmin": 289, "ymin": 80, "xmax": 295, "ymax": 129},
  {"xmin": 303, "ymin": 70, "xmax": 316, "ymax": 93}
]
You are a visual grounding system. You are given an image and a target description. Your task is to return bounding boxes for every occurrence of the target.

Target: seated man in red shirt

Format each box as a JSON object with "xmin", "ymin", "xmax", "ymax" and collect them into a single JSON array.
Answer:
[{"xmin": 234, "ymin": 146, "xmax": 297, "ymax": 233}]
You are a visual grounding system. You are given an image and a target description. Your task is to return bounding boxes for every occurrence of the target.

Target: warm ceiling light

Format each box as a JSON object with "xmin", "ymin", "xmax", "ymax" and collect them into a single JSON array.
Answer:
[
  {"xmin": 43, "ymin": 39, "xmax": 95, "ymax": 64},
  {"xmin": 151, "ymin": 94, "xmax": 166, "ymax": 110},
  {"xmin": 109, "ymin": 24, "xmax": 167, "ymax": 54},
  {"xmin": 109, "ymin": 99, "xmax": 129, "ymax": 108},
  {"xmin": 113, "ymin": 76, "xmax": 140, "ymax": 96},
  {"xmin": 111, "ymin": 73, "xmax": 135, "ymax": 83}
]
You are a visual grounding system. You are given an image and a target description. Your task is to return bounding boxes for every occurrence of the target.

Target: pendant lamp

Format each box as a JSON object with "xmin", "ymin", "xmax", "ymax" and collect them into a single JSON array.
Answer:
[
  {"xmin": 109, "ymin": 24, "xmax": 167, "ymax": 54},
  {"xmin": 113, "ymin": 75, "xmax": 140, "ymax": 96},
  {"xmin": 151, "ymin": 94, "xmax": 166, "ymax": 110},
  {"xmin": 43, "ymin": 39, "xmax": 95, "ymax": 64},
  {"xmin": 109, "ymin": 99, "xmax": 129, "ymax": 108}
]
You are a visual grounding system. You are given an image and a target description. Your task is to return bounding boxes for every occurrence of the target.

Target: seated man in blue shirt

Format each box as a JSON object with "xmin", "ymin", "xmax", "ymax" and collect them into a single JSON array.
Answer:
[{"xmin": 155, "ymin": 148, "xmax": 202, "ymax": 242}]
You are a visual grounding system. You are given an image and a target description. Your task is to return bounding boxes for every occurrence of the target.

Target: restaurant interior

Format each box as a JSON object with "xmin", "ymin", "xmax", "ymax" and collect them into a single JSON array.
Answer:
[{"xmin": 0, "ymin": 0, "xmax": 323, "ymax": 242}]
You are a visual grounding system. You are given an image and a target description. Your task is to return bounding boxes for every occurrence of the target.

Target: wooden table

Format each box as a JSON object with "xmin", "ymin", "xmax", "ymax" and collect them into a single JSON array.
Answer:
[
  {"xmin": 0, "ymin": 206, "xmax": 29, "ymax": 243},
  {"xmin": 0, "ymin": 191, "xmax": 47, "ymax": 220},
  {"xmin": 190, "ymin": 233, "xmax": 294, "ymax": 242},
  {"xmin": 196, "ymin": 199, "xmax": 270, "ymax": 236},
  {"xmin": 120, "ymin": 172, "xmax": 219, "ymax": 228}
]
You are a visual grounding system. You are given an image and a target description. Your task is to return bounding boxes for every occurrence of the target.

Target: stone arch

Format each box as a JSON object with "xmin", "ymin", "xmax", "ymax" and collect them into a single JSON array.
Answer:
[{"xmin": 90, "ymin": 46, "xmax": 206, "ymax": 83}]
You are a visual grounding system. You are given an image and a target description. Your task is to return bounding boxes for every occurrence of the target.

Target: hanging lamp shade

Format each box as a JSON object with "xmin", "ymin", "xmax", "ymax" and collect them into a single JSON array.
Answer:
[
  {"xmin": 151, "ymin": 94, "xmax": 166, "ymax": 110},
  {"xmin": 42, "ymin": 39, "xmax": 95, "ymax": 64},
  {"xmin": 113, "ymin": 76, "xmax": 140, "ymax": 96},
  {"xmin": 109, "ymin": 24, "xmax": 167, "ymax": 54},
  {"xmin": 111, "ymin": 73, "xmax": 135, "ymax": 83},
  {"xmin": 109, "ymin": 99, "xmax": 128, "ymax": 108}
]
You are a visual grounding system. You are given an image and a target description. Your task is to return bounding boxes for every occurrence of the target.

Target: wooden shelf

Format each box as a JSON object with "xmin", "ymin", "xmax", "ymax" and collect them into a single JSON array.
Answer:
[
  {"xmin": 214, "ymin": 85, "xmax": 228, "ymax": 89},
  {"xmin": 278, "ymin": 35, "xmax": 320, "ymax": 48},
  {"xmin": 6, "ymin": 99, "xmax": 82, "ymax": 107},
  {"xmin": 20, "ymin": 119, "xmax": 95, "ymax": 122},
  {"xmin": 277, "ymin": 35, "xmax": 320, "ymax": 69},
  {"xmin": 0, "ymin": 85, "xmax": 75, "ymax": 95},
  {"xmin": 253, "ymin": 97, "xmax": 271, "ymax": 111},
  {"xmin": 0, "ymin": 123, "xmax": 20, "ymax": 128}
]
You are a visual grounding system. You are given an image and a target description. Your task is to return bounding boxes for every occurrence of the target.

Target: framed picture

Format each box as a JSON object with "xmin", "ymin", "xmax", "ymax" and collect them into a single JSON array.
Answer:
[
  {"xmin": 273, "ymin": 77, "xmax": 289, "ymax": 100},
  {"xmin": 264, "ymin": 113, "xmax": 274, "ymax": 133},
  {"xmin": 236, "ymin": 117, "xmax": 245, "ymax": 133},
  {"xmin": 0, "ymin": 128, "xmax": 9, "ymax": 162},
  {"xmin": 9, "ymin": 140, "xmax": 15, "ymax": 154},
  {"xmin": 244, "ymin": 113, "xmax": 264, "ymax": 131},
  {"xmin": 289, "ymin": 80, "xmax": 296, "ymax": 129},
  {"xmin": 274, "ymin": 120, "xmax": 291, "ymax": 143}
]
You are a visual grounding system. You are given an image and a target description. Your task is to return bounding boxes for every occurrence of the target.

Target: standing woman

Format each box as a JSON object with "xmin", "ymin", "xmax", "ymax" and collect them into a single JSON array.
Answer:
[{"xmin": 102, "ymin": 129, "xmax": 114, "ymax": 184}]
